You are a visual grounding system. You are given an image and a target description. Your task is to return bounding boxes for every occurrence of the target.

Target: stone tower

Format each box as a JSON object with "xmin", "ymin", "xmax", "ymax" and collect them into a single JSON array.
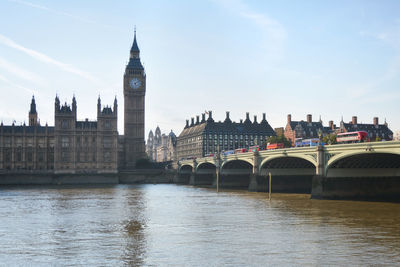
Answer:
[
  {"xmin": 29, "ymin": 95, "xmax": 38, "ymax": 126},
  {"xmin": 123, "ymin": 29, "xmax": 146, "ymax": 168}
]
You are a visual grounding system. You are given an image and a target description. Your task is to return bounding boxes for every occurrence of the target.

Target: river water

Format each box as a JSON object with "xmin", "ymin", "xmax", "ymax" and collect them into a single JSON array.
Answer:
[{"xmin": 0, "ymin": 184, "xmax": 399, "ymax": 266}]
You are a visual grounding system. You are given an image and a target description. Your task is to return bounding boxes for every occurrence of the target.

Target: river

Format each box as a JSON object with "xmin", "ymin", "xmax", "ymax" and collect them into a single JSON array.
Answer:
[{"xmin": 0, "ymin": 184, "xmax": 399, "ymax": 266}]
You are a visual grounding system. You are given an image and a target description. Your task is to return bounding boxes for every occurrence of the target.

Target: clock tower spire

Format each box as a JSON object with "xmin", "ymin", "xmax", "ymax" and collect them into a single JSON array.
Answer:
[{"xmin": 123, "ymin": 28, "xmax": 146, "ymax": 169}]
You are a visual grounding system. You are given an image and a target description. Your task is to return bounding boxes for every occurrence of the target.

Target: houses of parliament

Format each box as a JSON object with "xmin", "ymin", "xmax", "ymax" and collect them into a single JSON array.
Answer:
[{"xmin": 0, "ymin": 31, "xmax": 146, "ymax": 173}]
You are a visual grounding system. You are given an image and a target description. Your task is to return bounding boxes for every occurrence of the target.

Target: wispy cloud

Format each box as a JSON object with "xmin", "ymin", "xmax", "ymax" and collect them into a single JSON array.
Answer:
[
  {"xmin": 213, "ymin": 0, "xmax": 287, "ymax": 59},
  {"xmin": 0, "ymin": 33, "xmax": 99, "ymax": 84},
  {"xmin": 0, "ymin": 56, "xmax": 44, "ymax": 84},
  {"xmin": 8, "ymin": 0, "xmax": 114, "ymax": 30},
  {"xmin": 0, "ymin": 73, "xmax": 37, "ymax": 95}
]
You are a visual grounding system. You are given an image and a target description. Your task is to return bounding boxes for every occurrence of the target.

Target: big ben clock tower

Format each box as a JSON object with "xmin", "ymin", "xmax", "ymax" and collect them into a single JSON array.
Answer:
[{"xmin": 123, "ymin": 29, "xmax": 146, "ymax": 168}]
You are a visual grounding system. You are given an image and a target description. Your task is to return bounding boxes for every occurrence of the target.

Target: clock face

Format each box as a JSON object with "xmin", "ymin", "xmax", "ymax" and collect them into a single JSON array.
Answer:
[{"xmin": 129, "ymin": 78, "xmax": 141, "ymax": 89}]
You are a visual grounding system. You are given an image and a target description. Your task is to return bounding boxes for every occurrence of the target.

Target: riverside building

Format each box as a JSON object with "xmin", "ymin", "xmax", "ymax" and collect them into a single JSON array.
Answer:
[
  {"xmin": 176, "ymin": 111, "xmax": 276, "ymax": 160},
  {"xmin": 0, "ymin": 31, "xmax": 147, "ymax": 173}
]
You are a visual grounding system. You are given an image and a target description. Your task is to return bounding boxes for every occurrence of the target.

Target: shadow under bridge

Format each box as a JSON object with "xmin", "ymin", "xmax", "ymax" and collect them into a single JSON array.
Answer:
[
  {"xmin": 218, "ymin": 160, "xmax": 253, "ymax": 189},
  {"xmin": 258, "ymin": 156, "xmax": 316, "ymax": 193}
]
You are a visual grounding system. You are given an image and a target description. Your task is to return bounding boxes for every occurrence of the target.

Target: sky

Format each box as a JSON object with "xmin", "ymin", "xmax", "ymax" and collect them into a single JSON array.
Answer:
[{"xmin": 0, "ymin": 0, "xmax": 399, "ymax": 137}]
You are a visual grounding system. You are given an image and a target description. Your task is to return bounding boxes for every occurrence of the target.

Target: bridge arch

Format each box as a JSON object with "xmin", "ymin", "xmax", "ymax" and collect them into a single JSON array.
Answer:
[
  {"xmin": 219, "ymin": 159, "xmax": 253, "ymax": 189},
  {"xmin": 220, "ymin": 159, "xmax": 253, "ymax": 170},
  {"xmin": 259, "ymin": 155, "xmax": 316, "ymax": 193},
  {"xmin": 259, "ymin": 154, "xmax": 317, "ymax": 173},
  {"xmin": 326, "ymin": 151, "xmax": 400, "ymax": 172},
  {"xmin": 179, "ymin": 164, "xmax": 193, "ymax": 172},
  {"xmin": 196, "ymin": 162, "xmax": 216, "ymax": 171},
  {"xmin": 322, "ymin": 151, "xmax": 400, "ymax": 200}
]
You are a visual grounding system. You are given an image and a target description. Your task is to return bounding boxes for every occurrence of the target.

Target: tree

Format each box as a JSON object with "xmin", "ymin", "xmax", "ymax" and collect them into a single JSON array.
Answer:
[{"xmin": 322, "ymin": 133, "xmax": 337, "ymax": 145}]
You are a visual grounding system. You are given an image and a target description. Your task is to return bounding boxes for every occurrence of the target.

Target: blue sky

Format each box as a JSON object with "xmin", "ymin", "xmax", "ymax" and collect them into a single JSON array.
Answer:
[{"xmin": 0, "ymin": 0, "xmax": 399, "ymax": 136}]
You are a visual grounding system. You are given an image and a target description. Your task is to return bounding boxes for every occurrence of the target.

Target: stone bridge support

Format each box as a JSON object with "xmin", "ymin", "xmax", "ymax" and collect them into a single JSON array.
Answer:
[
  {"xmin": 249, "ymin": 151, "xmax": 261, "ymax": 192},
  {"xmin": 188, "ymin": 160, "xmax": 197, "ymax": 185},
  {"xmin": 311, "ymin": 145, "xmax": 325, "ymax": 198}
]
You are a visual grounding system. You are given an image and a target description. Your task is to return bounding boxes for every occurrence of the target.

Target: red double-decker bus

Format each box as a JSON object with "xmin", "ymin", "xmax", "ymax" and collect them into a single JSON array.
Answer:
[
  {"xmin": 267, "ymin": 143, "xmax": 284, "ymax": 150},
  {"xmin": 336, "ymin": 131, "xmax": 368, "ymax": 143}
]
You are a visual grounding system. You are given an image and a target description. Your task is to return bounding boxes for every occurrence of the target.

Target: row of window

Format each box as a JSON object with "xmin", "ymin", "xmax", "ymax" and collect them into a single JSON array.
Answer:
[
  {"xmin": 0, "ymin": 138, "xmax": 54, "ymax": 147},
  {"xmin": 61, "ymin": 152, "xmax": 112, "ymax": 162},
  {"xmin": 1, "ymin": 151, "xmax": 54, "ymax": 163},
  {"xmin": 180, "ymin": 134, "xmax": 267, "ymax": 144},
  {"xmin": 61, "ymin": 137, "xmax": 114, "ymax": 148}
]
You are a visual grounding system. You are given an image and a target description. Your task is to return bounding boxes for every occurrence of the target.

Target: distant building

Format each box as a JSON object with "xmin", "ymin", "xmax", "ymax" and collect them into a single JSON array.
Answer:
[
  {"xmin": 284, "ymin": 114, "xmax": 327, "ymax": 146},
  {"xmin": 176, "ymin": 111, "xmax": 276, "ymax": 160},
  {"xmin": 0, "ymin": 30, "xmax": 149, "ymax": 172},
  {"xmin": 146, "ymin": 127, "xmax": 176, "ymax": 162},
  {"xmin": 0, "ymin": 97, "xmax": 54, "ymax": 171},
  {"xmin": 0, "ymin": 95, "xmax": 118, "ymax": 173},
  {"xmin": 394, "ymin": 131, "xmax": 400, "ymax": 141},
  {"xmin": 338, "ymin": 116, "xmax": 393, "ymax": 141}
]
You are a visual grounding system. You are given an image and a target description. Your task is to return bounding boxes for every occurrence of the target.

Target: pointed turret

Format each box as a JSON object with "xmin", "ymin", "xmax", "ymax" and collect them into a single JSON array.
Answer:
[
  {"xmin": 72, "ymin": 95, "xmax": 77, "ymax": 117},
  {"xmin": 127, "ymin": 29, "xmax": 144, "ymax": 70},
  {"xmin": 130, "ymin": 28, "xmax": 140, "ymax": 58},
  {"xmin": 97, "ymin": 95, "xmax": 101, "ymax": 115},
  {"xmin": 55, "ymin": 95, "xmax": 60, "ymax": 112},
  {"xmin": 29, "ymin": 95, "xmax": 37, "ymax": 115},
  {"xmin": 29, "ymin": 95, "xmax": 38, "ymax": 126},
  {"xmin": 113, "ymin": 96, "xmax": 118, "ymax": 116}
]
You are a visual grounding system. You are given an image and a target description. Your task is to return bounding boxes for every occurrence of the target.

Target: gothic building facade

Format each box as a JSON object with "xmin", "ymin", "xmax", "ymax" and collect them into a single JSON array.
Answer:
[
  {"xmin": 0, "ymin": 31, "xmax": 146, "ymax": 173},
  {"xmin": 123, "ymin": 31, "xmax": 146, "ymax": 168},
  {"xmin": 146, "ymin": 127, "xmax": 176, "ymax": 162}
]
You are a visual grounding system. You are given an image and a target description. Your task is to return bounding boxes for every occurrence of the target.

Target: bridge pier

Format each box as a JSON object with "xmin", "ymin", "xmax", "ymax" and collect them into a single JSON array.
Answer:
[
  {"xmin": 311, "ymin": 175, "xmax": 324, "ymax": 199},
  {"xmin": 248, "ymin": 174, "xmax": 259, "ymax": 192},
  {"xmin": 189, "ymin": 172, "xmax": 196, "ymax": 185},
  {"xmin": 249, "ymin": 151, "xmax": 260, "ymax": 192}
]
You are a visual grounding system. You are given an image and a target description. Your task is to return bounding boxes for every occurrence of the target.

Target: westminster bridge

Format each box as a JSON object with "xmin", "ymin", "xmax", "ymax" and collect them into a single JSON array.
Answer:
[{"xmin": 176, "ymin": 141, "xmax": 400, "ymax": 201}]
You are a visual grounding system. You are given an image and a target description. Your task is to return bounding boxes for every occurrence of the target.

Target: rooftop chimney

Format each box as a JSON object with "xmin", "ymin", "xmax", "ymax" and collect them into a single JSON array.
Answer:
[
  {"xmin": 224, "ymin": 111, "xmax": 232, "ymax": 123},
  {"xmin": 287, "ymin": 114, "xmax": 292, "ymax": 124},
  {"xmin": 196, "ymin": 115, "xmax": 200, "ymax": 125},
  {"xmin": 329, "ymin": 120, "xmax": 334, "ymax": 130},
  {"xmin": 201, "ymin": 113, "xmax": 206, "ymax": 123},
  {"xmin": 185, "ymin": 120, "xmax": 189, "ymax": 128},
  {"xmin": 207, "ymin": 111, "xmax": 214, "ymax": 123},
  {"xmin": 373, "ymin": 117, "xmax": 379, "ymax": 126},
  {"xmin": 253, "ymin": 115, "xmax": 258, "ymax": 124},
  {"xmin": 244, "ymin": 112, "xmax": 251, "ymax": 123},
  {"xmin": 352, "ymin": 116, "xmax": 357, "ymax": 125},
  {"xmin": 307, "ymin": 114, "xmax": 312, "ymax": 123},
  {"xmin": 190, "ymin": 117, "xmax": 194, "ymax": 126},
  {"xmin": 240, "ymin": 119, "xmax": 243, "ymax": 124},
  {"xmin": 262, "ymin": 113, "xmax": 266, "ymax": 121}
]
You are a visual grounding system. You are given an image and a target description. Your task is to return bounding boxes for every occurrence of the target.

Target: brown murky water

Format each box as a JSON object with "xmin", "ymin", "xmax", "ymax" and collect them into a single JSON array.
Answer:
[{"xmin": 0, "ymin": 184, "xmax": 399, "ymax": 266}]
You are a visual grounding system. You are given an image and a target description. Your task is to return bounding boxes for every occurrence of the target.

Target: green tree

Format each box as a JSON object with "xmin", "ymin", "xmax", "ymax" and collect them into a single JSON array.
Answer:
[{"xmin": 322, "ymin": 133, "xmax": 337, "ymax": 145}]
